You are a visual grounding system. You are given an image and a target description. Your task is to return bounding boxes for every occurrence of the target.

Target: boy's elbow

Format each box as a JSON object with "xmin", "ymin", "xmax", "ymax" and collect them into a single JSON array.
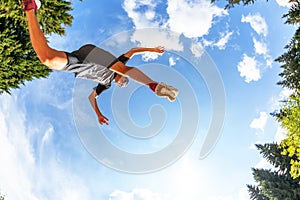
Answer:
[{"xmin": 88, "ymin": 90, "xmax": 97, "ymax": 100}]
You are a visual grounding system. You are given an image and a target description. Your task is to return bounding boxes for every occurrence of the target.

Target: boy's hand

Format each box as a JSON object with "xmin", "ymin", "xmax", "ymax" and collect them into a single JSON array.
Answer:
[
  {"xmin": 154, "ymin": 46, "xmax": 165, "ymax": 53},
  {"xmin": 98, "ymin": 114, "xmax": 109, "ymax": 125}
]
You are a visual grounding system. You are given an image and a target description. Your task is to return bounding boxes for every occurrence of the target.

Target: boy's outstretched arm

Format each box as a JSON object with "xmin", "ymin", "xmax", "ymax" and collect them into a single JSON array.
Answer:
[{"xmin": 124, "ymin": 46, "xmax": 165, "ymax": 58}]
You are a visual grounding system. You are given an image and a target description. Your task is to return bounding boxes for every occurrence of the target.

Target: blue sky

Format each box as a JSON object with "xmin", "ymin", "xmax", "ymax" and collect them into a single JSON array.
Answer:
[{"xmin": 0, "ymin": 0, "xmax": 297, "ymax": 199}]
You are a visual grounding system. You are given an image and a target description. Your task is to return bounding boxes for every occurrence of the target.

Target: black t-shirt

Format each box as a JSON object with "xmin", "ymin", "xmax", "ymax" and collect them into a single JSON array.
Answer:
[{"xmin": 94, "ymin": 81, "xmax": 112, "ymax": 95}]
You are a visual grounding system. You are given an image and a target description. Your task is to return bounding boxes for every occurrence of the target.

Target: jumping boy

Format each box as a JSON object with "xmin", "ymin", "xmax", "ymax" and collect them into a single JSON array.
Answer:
[{"xmin": 22, "ymin": 0, "xmax": 179, "ymax": 125}]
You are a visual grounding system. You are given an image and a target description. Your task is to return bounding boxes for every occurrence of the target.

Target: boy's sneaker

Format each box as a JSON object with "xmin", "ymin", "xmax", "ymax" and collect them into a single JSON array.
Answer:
[
  {"xmin": 164, "ymin": 84, "xmax": 179, "ymax": 97},
  {"xmin": 22, "ymin": 0, "xmax": 41, "ymax": 12},
  {"xmin": 155, "ymin": 83, "xmax": 179, "ymax": 102}
]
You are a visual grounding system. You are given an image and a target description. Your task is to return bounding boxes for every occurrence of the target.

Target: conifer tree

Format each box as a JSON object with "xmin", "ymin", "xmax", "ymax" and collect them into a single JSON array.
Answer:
[
  {"xmin": 0, "ymin": 0, "xmax": 73, "ymax": 94},
  {"xmin": 247, "ymin": 143, "xmax": 300, "ymax": 200},
  {"xmin": 276, "ymin": 27, "xmax": 300, "ymax": 93}
]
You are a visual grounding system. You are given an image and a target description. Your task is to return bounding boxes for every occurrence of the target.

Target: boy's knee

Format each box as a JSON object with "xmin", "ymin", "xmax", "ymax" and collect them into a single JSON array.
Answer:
[
  {"xmin": 38, "ymin": 51, "xmax": 67, "ymax": 70},
  {"xmin": 39, "ymin": 54, "xmax": 55, "ymax": 68},
  {"xmin": 110, "ymin": 62, "xmax": 132, "ymax": 75}
]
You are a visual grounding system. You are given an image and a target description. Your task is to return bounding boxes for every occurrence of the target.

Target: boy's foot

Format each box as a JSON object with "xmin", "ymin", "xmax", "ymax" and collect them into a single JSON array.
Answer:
[
  {"xmin": 22, "ymin": 0, "xmax": 41, "ymax": 12},
  {"xmin": 155, "ymin": 83, "xmax": 179, "ymax": 102},
  {"xmin": 164, "ymin": 84, "xmax": 179, "ymax": 97}
]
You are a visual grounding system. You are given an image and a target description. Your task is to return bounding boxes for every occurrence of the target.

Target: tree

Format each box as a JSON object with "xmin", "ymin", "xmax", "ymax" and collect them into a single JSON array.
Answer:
[
  {"xmin": 276, "ymin": 96, "xmax": 300, "ymax": 179},
  {"xmin": 0, "ymin": 0, "xmax": 73, "ymax": 94},
  {"xmin": 283, "ymin": 0, "xmax": 300, "ymax": 25},
  {"xmin": 212, "ymin": 0, "xmax": 300, "ymax": 194},
  {"xmin": 247, "ymin": 143, "xmax": 300, "ymax": 200},
  {"xmin": 273, "ymin": 0, "xmax": 300, "ymax": 179},
  {"xmin": 275, "ymin": 27, "xmax": 300, "ymax": 93},
  {"xmin": 210, "ymin": 0, "xmax": 262, "ymax": 9}
]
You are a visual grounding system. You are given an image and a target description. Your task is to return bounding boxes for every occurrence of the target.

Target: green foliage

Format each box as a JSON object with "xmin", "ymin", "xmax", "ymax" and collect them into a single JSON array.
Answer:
[
  {"xmin": 273, "ymin": 0, "xmax": 300, "ymax": 179},
  {"xmin": 247, "ymin": 143, "xmax": 300, "ymax": 200},
  {"xmin": 248, "ymin": 185, "xmax": 269, "ymax": 200},
  {"xmin": 276, "ymin": 27, "xmax": 300, "ymax": 93},
  {"xmin": 0, "ymin": 0, "xmax": 73, "ymax": 94},
  {"xmin": 277, "ymin": 96, "xmax": 300, "ymax": 179},
  {"xmin": 283, "ymin": 0, "xmax": 300, "ymax": 25},
  {"xmin": 211, "ymin": 0, "xmax": 264, "ymax": 9},
  {"xmin": 256, "ymin": 143, "xmax": 292, "ymax": 173}
]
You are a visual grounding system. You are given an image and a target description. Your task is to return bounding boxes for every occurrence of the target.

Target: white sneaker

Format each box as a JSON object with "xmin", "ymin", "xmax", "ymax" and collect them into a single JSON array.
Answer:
[
  {"xmin": 155, "ymin": 83, "xmax": 178, "ymax": 102},
  {"xmin": 165, "ymin": 84, "xmax": 179, "ymax": 97}
]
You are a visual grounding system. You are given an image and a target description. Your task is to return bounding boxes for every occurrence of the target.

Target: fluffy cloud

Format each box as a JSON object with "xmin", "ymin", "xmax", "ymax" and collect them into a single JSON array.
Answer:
[
  {"xmin": 254, "ymin": 157, "xmax": 271, "ymax": 169},
  {"xmin": 237, "ymin": 54, "xmax": 261, "ymax": 83},
  {"xmin": 253, "ymin": 37, "xmax": 267, "ymax": 55},
  {"xmin": 0, "ymin": 95, "xmax": 38, "ymax": 200},
  {"xmin": 269, "ymin": 87, "xmax": 294, "ymax": 111},
  {"xmin": 166, "ymin": 0, "xmax": 228, "ymax": 38},
  {"xmin": 241, "ymin": 13, "xmax": 268, "ymax": 37},
  {"xmin": 122, "ymin": 0, "xmax": 162, "ymax": 28},
  {"xmin": 214, "ymin": 31, "xmax": 233, "ymax": 50},
  {"xmin": 169, "ymin": 56, "xmax": 180, "ymax": 67},
  {"xmin": 274, "ymin": 126, "xmax": 287, "ymax": 143},
  {"xmin": 240, "ymin": 13, "xmax": 273, "ymax": 79},
  {"xmin": 0, "ymin": 87, "xmax": 89, "ymax": 200},
  {"xmin": 276, "ymin": 0, "xmax": 293, "ymax": 7},
  {"xmin": 191, "ymin": 40, "xmax": 205, "ymax": 58},
  {"xmin": 203, "ymin": 30, "xmax": 233, "ymax": 50},
  {"xmin": 122, "ymin": 0, "xmax": 228, "ymax": 39},
  {"xmin": 131, "ymin": 28, "xmax": 183, "ymax": 52},
  {"xmin": 250, "ymin": 112, "xmax": 268, "ymax": 132},
  {"xmin": 206, "ymin": 188, "xmax": 249, "ymax": 200},
  {"xmin": 109, "ymin": 188, "xmax": 163, "ymax": 200},
  {"xmin": 238, "ymin": 187, "xmax": 250, "ymax": 200}
]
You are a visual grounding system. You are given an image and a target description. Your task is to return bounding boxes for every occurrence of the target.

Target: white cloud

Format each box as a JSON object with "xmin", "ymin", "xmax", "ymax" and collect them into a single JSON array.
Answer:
[
  {"xmin": 250, "ymin": 112, "xmax": 268, "ymax": 132},
  {"xmin": 252, "ymin": 38, "xmax": 273, "ymax": 67},
  {"xmin": 238, "ymin": 187, "xmax": 249, "ymax": 200},
  {"xmin": 169, "ymin": 56, "xmax": 179, "ymax": 67},
  {"xmin": 122, "ymin": 0, "xmax": 228, "ymax": 40},
  {"xmin": 130, "ymin": 28, "xmax": 183, "ymax": 61},
  {"xmin": 203, "ymin": 30, "xmax": 233, "ymax": 50},
  {"xmin": 254, "ymin": 157, "xmax": 271, "ymax": 169},
  {"xmin": 0, "ymin": 89, "xmax": 90, "ymax": 200},
  {"xmin": 166, "ymin": 0, "xmax": 228, "ymax": 38},
  {"xmin": 253, "ymin": 38, "xmax": 267, "ymax": 55},
  {"xmin": 207, "ymin": 196, "xmax": 234, "ymax": 200},
  {"xmin": 131, "ymin": 28, "xmax": 183, "ymax": 52},
  {"xmin": 279, "ymin": 87, "xmax": 294, "ymax": 101},
  {"xmin": 214, "ymin": 31, "xmax": 233, "ymax": 50},
  {"xmin": 237, "ymin": 54, "xmax": 261, "ymax": 83},
  {"xmin": 265, "ymin": 55, "xmax": 273, "ymax": 67},
  {"xmin": 165, "ymin": 153, "xmax": 207, "ymax": 200},
  {"xmin": 0, "ymin": 94, "xmax": 38, "ymax": 200},
  {"xmin": 109, "ymin": 188, "xmax": 163, "ymax": 200},
  {"xmin": 202, "ymin": 38, "xmax": 213, "ymax": 47},
  {"xmin": 276, "ymin": 0, "xmax": 293, "ymax": 7},
  {"xmin": 274, "ymin": 125, "xmax": 287, "ymax": 143},
  {"xmin": 191, "ymin": 40, "xmax": 205, "ymax": 58},
  {"xmin": 141, "ymin": 52, "xmax": 162, "ymax": 61},
  {"xmin": 122, "ymin": 0, "xmax": 161, "ymax": 28},
  {"xmin": 269, "ymin": 87, "xmax": 294, "ymax": 111},
  {"xmin": 241, "ymin": 13, "xmax": 268, "ymax": 37}
]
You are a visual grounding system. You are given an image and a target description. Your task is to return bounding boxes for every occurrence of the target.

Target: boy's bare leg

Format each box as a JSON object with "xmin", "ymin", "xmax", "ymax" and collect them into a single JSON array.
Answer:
[
  {"xmin": 110, "ymin": 62, "xmax": 178, "ymax": 102},
  {"xmin": 124, "ymin": 68, "xmax": 155, "ymax": 85},
  {"xmin": 25, "ymin": 10, "xmax": 67, "ymax": 70},
  {"xmin": 110, "ymin": 62, "xmax": 155, "ymax": 85}
]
